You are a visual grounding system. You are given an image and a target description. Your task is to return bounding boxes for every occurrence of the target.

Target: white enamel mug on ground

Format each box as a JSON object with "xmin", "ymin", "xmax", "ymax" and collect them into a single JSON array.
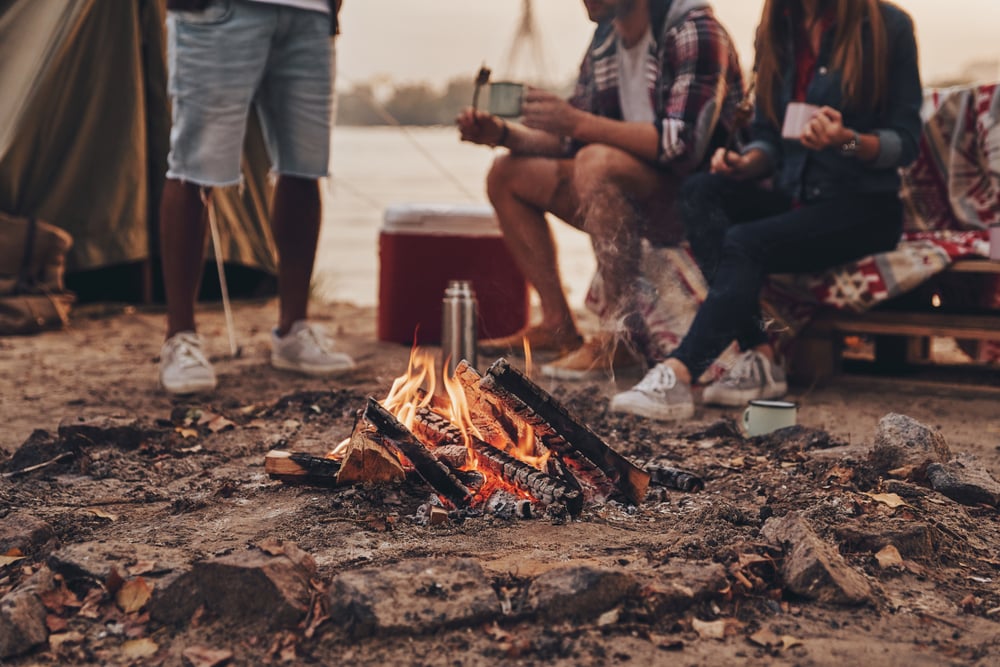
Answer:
[
  {"xmin": 488, "ymin": 81, "xmax": 524, "ymax": 118},
  {"xmin": 743, "ymin": 399, "xmax": 798, "ymax": 437}
]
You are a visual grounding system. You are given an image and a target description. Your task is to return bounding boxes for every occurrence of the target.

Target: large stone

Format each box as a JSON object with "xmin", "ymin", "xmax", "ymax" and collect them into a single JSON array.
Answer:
[
  {"xmin": 57, "ymin": 414, "xmax": 145, "ymax": 449},
  {"xmin": 48, "ymin": 541, "xmax": 191, "ymax": 588},
  {"xmin": 834, "ymin": 519, "xmax": 936, "ymax": 560},
  {"xmin": 636, "ymin": 561, "xmax": 728, "ymax": 617},
  {"xmin": 328, "ymin": 557, "xmax": 498, "ymax": 639},
  {"xmin": 927, "ymin": 458, "xmax": 1000, "ymax": 507},
  {"xmin": 0, "ymin": 512, "xmax": 58, "ymax": 557},
  {"xmin": 526, "ymin": 564, "xmax": 637, "ymax": 622},
  {"xmin": 0, "ymin": 568, "xmax": 54, "ymax": 659},
  {"xmin": 149, "ymin": 540, "xmax": 316, "ymax": 630},
  {"xmin": 761, "ymin": 513, "xmax": 874, "ymax": 606},
  {"xmin": 868, "ymin": 414, "xmax": 950, "ymax": 474}
]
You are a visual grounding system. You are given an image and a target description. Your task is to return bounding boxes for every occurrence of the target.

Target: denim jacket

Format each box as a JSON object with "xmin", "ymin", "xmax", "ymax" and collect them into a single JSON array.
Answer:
[{"xmin": 744, "ymin": 2, "xmax": 923, "ymax": 202}]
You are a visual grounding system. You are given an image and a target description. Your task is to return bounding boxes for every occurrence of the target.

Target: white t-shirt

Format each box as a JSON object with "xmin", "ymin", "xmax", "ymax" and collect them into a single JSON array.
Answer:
[
  {"xmin": 248, "ymin": 0, "xmax": 330, "ymax": 14},
  {"xmin": 616, "ymin": 25, "xmax": 655, "ymax": 124}
]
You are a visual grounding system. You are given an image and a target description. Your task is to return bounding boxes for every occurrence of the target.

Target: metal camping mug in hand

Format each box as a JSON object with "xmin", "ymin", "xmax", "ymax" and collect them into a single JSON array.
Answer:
[
  {"xmin": 742, "ymin": 400, "xmax": 797, "ymax": 437},
  {"xmin": 488, "ymin": 81, "xmax": 524, "ymax": 118},
  {"xmin": 441, "ymin": 280, "xmax": 478, "ymax": 375}
]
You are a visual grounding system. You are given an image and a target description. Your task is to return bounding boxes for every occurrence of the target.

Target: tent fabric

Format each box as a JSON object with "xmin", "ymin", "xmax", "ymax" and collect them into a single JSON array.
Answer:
[{"xmin": 0, "ymin": 0, "xmax": 276, "ymax": 279}]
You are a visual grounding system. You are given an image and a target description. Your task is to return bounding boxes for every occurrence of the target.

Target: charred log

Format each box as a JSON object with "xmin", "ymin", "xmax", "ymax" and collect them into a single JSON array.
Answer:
[
  {"xmin": 646, "ymin": 464, "xmax": 705, "ymax": 493},
  {"xmin": 336, "ymin": 416, "xmax": 406, "ymax": 485},
  {"xmin": 362, "ymin": 398, "xmax": 473, "ymax": 509},
  {"xmin": 265, "ymin": 450, "xmax": 342, "ymax": 486}
]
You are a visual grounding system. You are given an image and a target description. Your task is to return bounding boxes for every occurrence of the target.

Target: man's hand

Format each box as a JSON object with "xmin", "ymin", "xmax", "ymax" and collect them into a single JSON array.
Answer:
[
  {"xmin": 521, "ymin": 87, "xmax": 585, "ymax": 138},
  {"xmin": 709, "ymin": 147, "xmax": 769, "ymax": 181},
  {"xmin": 456, "ymin": 108, "xmax": 506, "ymax": 147},
  {"xmin": 800, "ymin": 106, "xmax": 852, "ymax": 151}
]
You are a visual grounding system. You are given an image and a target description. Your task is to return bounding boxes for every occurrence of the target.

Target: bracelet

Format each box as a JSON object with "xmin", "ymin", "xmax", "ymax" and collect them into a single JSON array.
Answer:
[{"xmin": 496, "ymin": 120, "xmax": 509, "ymax": 148}]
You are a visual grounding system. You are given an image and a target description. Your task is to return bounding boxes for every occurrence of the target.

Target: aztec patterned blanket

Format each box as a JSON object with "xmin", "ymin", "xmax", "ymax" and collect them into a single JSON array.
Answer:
[{"xmin": 586, "ymin": 82, "xmax": 1000, "ymax": 376}]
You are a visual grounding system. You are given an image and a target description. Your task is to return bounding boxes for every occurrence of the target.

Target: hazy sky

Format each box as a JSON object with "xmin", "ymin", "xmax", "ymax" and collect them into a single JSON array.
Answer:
[{"xmin": 336, "ymin": 0, "xmax": 1000, "ymax": 90}]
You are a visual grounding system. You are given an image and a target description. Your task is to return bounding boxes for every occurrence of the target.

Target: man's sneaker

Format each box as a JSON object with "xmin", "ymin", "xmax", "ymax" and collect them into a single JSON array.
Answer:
[
  {"xmin": 701, "ymin": 350, "xmax": 787, "ymax": 407},
  {"xmin": 541, "ymin": 335, "xmax": 644, "ymax": 381},
  {"xmin": 271, "ymin": 321, "xmax": 355, "ymax": 376},
  {"xmin": 610, "ymin": 363, "xmax": 695, "ymax": 421},
  {"xmin": 159, "ymin": 332, "xmax": 217, "ymax": 395}
]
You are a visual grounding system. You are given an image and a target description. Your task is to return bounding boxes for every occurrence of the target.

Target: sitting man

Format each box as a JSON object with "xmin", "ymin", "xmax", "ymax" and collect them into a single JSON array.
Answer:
[{"xmin": 457, "ymin": 0, "xmax": 744, "ymax": 380}]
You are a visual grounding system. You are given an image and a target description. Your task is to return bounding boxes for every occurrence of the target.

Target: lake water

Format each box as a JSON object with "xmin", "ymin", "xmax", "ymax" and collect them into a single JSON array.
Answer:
[{"xmin": 317, "ymin": 125, "xmax": 596, "ymax": 308}]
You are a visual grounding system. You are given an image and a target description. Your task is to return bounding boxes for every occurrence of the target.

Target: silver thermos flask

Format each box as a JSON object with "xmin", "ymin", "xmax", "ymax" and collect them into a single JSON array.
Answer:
[{"xmin": 441, "ymin": 280, "xmax": 478, "ymax": 375}]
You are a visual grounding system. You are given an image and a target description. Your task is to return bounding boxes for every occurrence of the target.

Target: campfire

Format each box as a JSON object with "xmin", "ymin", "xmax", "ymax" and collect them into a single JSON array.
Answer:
[{"xmin": 265, "ymin": 349, "xmax": 656, "ymax": 517}]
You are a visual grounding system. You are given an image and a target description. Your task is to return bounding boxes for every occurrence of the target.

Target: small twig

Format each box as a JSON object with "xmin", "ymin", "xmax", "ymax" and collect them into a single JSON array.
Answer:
[
  {"xmin": 1, "ymin": 451, "xmax": 74, "ymax": 478},
  {"xmin": 472, "ymin": 64, "xmax": 491, "ymax": 111}
]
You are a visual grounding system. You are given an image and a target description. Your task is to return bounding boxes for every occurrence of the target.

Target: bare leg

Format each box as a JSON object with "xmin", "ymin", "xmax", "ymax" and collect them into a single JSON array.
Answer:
[
  {"xmin": 271, "ymin": 175, "xmax": 321, "ymax": 336},
  {"xmin": 486, "ymin": 154, "xmax": 580, "ymax": 335},
  {"xmin": 160, "ymin": 179, "xmax": 209, "ymax": 338}
]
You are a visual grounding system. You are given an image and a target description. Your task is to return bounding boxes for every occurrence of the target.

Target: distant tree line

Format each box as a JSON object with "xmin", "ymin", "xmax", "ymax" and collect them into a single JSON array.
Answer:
[{"xmin": 336, "ymin": 76, "xmax": 575, "ymax": 126}]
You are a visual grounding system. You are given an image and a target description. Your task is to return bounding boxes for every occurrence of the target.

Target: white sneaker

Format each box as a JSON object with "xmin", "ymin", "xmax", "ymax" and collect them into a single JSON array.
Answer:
[
  {"xmin": 159, "ymin": 332, "xmax": 217, "ymax": 395},
  {"xmin": 271, "ymin": 321, "xmax": 355, "ymax": 376},
  {"xmin": 610, "ymin": 363, "xmax": 694, "ymax": 421},
  {"xmin": 702, "ymin": 350, "xmax": 787, "ymax": 407}
]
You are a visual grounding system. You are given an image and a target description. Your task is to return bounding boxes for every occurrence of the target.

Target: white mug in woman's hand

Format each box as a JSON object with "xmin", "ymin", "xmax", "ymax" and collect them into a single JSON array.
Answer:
[{"xmin": 782, "ymin": 102, "xmax": 821, "ymax": 139}]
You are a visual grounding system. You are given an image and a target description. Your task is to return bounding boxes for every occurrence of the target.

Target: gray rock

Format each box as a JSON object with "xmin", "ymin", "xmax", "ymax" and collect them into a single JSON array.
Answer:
[
  {"xmin": 0, "ymin": 512, "xmax": 57, "ymax": 557},
  {"xmin": 328, "ymin": 557, "xmax": 498, "ymax": 639},
  {"xmin": 526, "ymin": 564, "xmax": 637, "ymax": 622},
  {"xmin": 48, "ymin": 541, "xmax": 191, "ymax": 588},
  {"xmin": 868, "ymin": 413, "xmax": 950, "ymax": 474},
  {"xmin": 0, "ymin": 568, "xmax": 54, "ymax": 658},
  {"xmin": 834, "ymin": 519, "xmax": 936, "ymax": 560},
  {"xmin": 636, "ymin": 561, "xmax": 728, "ymax": 617},
  {"xmin": 762, "ymin": 513, "xmax": 874, "ymax": 606},
  {"xmin": 57, "ymin": 414, "xmax": 145, "ymax": 449},
  {"xmin": 150, "ymin": 541, "xmax": 316, "ymax": 630},
  {"xmin": 927, "ymin": 458, "xmax": 1000, "ymax": 507}
]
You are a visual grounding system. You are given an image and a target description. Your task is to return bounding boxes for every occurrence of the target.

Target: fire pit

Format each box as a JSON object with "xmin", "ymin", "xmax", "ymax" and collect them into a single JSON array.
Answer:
[{"xmin": 265, "ymin": 350, "xmax": 660, "ymax": 517}]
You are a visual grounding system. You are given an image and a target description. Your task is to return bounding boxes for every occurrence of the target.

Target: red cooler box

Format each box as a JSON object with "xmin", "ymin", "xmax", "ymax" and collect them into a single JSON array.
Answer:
[{"xmin": 378, "ymin": 204, "xmax": 529, "ymax": 345}]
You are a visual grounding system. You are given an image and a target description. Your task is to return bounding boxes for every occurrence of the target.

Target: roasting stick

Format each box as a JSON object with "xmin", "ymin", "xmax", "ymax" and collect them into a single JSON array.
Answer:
[{"xmin": 202, "ymin": 189, "xmax": 240, "ymax": 358}]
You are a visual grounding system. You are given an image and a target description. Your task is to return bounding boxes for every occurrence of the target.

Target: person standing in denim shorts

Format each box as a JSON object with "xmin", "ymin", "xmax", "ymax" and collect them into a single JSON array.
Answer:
[{"xmin": 158, "ymin": 0, "xmax": 353, "ymax": 395}]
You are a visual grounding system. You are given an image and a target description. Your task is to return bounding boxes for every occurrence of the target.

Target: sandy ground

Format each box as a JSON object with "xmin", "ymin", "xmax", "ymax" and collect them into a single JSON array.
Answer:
[{"xmin": 1, "ymin": 299, "xmax": 998, "ymax": 666}]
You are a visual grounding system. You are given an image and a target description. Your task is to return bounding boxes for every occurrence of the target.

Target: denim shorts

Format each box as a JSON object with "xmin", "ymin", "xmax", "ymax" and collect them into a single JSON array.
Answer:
[{"xmin": 166, "ymin": 0, "xmax": 333, "ymax": 186}]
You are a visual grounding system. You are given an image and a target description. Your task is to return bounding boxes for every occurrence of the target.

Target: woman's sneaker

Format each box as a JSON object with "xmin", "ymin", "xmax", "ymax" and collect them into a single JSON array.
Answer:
[
  {"xmin": 702, "ymin": 350, "xmax": 787, "ymax": 407},
  {"xmin": 271, "ymin": 321, "xmax": 355, "ymax": 376},
  {"xmin": 159, "ymin": 332, "xmax": 217, "ymax": 395},
  {"xmin": 610, "ymin": 363, "xmax": 694, "ymax": 421}
]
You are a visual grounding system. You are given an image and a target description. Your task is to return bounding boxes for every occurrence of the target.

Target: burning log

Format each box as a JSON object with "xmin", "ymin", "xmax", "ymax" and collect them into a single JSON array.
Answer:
[
  {"xmin": 646, "ymin": 464, "xmax": 705, "ymax": 493},
  {"xmin": 336, "ymin": 416, "xmax": 406, "ymax": 485},
  {"xmin": 265, "ymin": 450, "xmax": 342, "ymax": 486},
  {"xmin": 412, "ymin": 407, "xmax": 583, "ymax": 515},
  {"xmin": 474, "ymin": 360, "xmax": 650, "ymax": 504},
  {"xmin": 362, "ymin": 398, "xmax": 474, "ymax": 509},
  {"xmin": 486, "ymin": 491, "xmax": 537, "ymax": 520}
]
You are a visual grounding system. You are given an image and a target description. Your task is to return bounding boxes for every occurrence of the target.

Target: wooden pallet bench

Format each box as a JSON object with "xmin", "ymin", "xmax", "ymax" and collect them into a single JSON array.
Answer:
[{"xmin": 791, "ymin": 259, "xmax": 1000, "ymax": 382}]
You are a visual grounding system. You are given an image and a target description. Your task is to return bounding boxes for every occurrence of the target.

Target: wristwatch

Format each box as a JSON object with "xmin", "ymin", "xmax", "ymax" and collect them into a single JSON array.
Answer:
[{"xmin": 839, "ymin": 130, "xmax": 860, "ymax": 158}]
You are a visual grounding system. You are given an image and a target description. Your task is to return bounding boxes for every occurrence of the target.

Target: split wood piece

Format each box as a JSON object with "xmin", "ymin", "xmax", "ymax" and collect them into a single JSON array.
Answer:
[
  {"xmin": 482, "ymin": 359, "xmax": 650, "ymax": 505},
  {"xmin": 412, "ymin": 407, "xmax": 583, "ymax": 515},
  {"xmin": 265, "ymin": 450, "xmax": 342, "ymax": 486},
  {"xmin": 456, "ymin": 360, "xmax": 616, "ymax": 502},
  {"xmin": 646, "ymin": 464, "xmax": 705, "ymax": 493},
  {"xmin": 336, "ymin": 416, "xmax": 406, "ymax": 485},
  {"xmin": 453, "ymin": 362, "xmax": 522, "ymax": 452},
  {"xmin": 362, "ymin": 398, "xmax": 474, "ymax": 509}
]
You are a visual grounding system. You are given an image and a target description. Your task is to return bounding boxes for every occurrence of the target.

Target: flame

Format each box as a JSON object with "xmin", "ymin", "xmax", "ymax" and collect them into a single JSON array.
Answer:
[{"xmin": 523, "ymin": 337, "xmax": 533, "ymax": 378}]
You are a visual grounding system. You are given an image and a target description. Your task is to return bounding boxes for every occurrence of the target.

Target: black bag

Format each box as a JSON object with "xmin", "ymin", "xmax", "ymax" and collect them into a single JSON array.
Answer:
[{"xmin": 0, "ymin": 212, "xmax": 75, "ymax": 335}]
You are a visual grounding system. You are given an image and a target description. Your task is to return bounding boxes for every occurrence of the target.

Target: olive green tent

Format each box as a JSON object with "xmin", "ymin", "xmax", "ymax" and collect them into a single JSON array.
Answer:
[{"xmin": 0, "ymin": 0, "xmax": 276, "ymax": 302}]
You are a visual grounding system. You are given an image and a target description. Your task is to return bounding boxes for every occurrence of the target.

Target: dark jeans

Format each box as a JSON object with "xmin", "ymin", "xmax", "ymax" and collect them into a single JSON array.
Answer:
[{"xmin": 672, "ymin": 172, "xmax": 904, "ymax": 380}]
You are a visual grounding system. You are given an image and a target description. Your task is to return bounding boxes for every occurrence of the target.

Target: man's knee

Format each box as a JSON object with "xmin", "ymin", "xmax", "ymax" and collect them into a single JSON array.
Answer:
[
  {"xmin": 485, "ymin": 152, "xmax": 520, "ymax": 204},
  {"xmin": 573, "ymin": 144, "xmax": 635, "ymax": 192}
]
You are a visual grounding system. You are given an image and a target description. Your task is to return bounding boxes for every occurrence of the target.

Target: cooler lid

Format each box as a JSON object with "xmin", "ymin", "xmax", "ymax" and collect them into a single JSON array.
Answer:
[{"xmin": 383, "ymin": 203, "xmax": 502, "ymax": 236}]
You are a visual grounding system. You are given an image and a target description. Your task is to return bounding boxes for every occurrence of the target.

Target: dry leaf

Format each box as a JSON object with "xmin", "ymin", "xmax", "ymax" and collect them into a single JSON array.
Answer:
[
  {"xmin": 121, "ymin": 638, "xmax": 159, "ymax": 660},
  {"xmin": 781, "ymin": 635, "xmax": 803, "ymax": 649},
  {"xmin": 180, "ymin": 444, "xmax": 204, "ymax": 454},
  {"xmin": 729, "ymin": 456, "xmax": 746, "ymax": 467},
  {"xmin": 49, "ymin": 631, "xmax": 86, "ymax": 649},
  {"xmin": 182, "ymin": 646, "xmax": 234, "ymax": 667},
  {"xmin": 130, "ymin": 560, "xmax": 157, "ymax": 576},
  {"xmin": 597, "ymin": 608, "xmax": 619, "ymax": 626},
  {"xmin": 207, "ymin": 415, "xmax": 236, "ymax": 433},
  {"xmin": 117, "ymin": 577, "xmax": 153, "ymax": 613},
  {"xmin": 89, "ymin": 508, "xmax": 118, "ymax": 521},
  {"xmin": 875, "ymin": 545, "xmax": 904, "ymax": 569},
  {"xmin": 0, "ymin": 554, "xmax": 25, "ymax": 567},
  {"xmin": 176, "ymin": 427, "xmax": 198, "ymax": 439},
  {"xmin": 864, "ymin": 492, "xmax": 908, "ymax": 509},
  {"xmin": 748, "ymin": 628, "xmax": 782, "ymax": 647},
  {"xmin": 691, "ymin": 617, "xmax": 724, "ymax": 640},
  {"xmin": 826, "ymin": 465, "xmax": 855, "ymax": 485},
  {"xmin": 258, "ymin": 538, "xmax": 286, "ymax": 556},
  {"xmin": 46, "ymin": 614, "xmax": 68, "ymax": 633}
]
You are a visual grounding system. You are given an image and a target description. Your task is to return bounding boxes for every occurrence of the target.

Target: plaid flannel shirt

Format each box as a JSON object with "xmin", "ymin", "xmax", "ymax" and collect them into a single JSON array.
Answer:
[{"xmin": 568, "ymin": 6, "xmax": 743, "ymax": 174}]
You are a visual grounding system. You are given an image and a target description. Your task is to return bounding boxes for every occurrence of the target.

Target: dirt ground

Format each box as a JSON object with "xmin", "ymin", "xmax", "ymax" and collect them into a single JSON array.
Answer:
[{"xmin": 1, "ymin": 299, "xmax": 999, "ymax": 666}]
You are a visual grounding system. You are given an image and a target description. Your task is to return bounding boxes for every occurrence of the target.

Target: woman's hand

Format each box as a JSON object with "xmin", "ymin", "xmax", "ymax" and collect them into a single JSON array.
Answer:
[
  {"xmin": 521, "ymin": 87, "xmax": 585, "ymax": 138},
  {"xmin": 709, "ymin": 147, "xmax": 769, "ymax": 181},
  {"xmin": 456, "ymin": 108, "xmax": 506, "ymax": 147},
  {"xmin": 800, "ymin": 107, "xmax": 853, "ymax": 151}
]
